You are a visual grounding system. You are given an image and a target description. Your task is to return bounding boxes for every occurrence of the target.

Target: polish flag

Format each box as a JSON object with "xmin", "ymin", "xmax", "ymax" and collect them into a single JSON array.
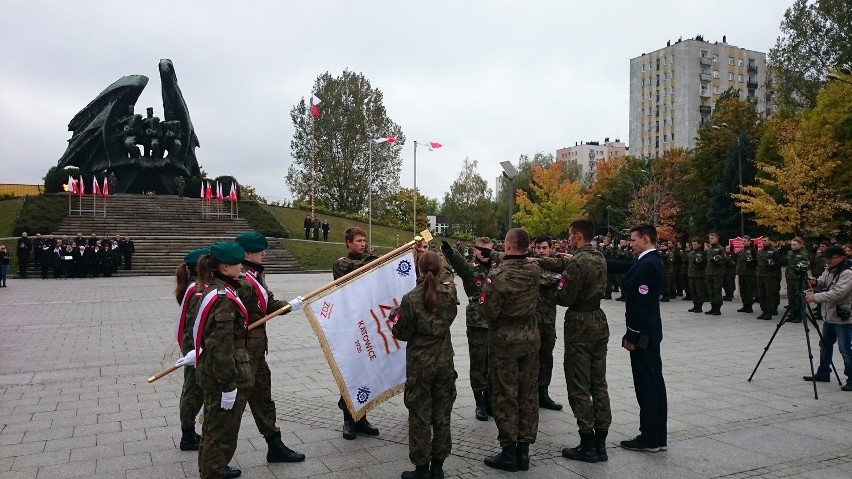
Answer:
[
  {"xmin": 229, "ymin": 183, "xmax": 237, "ymax": 202},
  {"xmin": 217, "ymin": 182, "xmax": 224, "ymax": 202},
  {"xmin": 200, "ymin": 182, "xmax": 205, "ymax": 200},
  {"xmin": 78, "ymin": 176, "xmax": 85, "ymax": 196},
  {"xmin": 372, "ymin": 137, "xmax": 398, "ymax": 144},
  {"xmin": 310, "ymin": 95, "xmax": 321, "ymax": 117},
  {"xmin": 92, "ymin": 177, "xmax": 101, "ymax": 196},
  {"xmin": 205, "ymin": 182, "xmax": 212, "ymax": 200},
  {"xmin": 68, "ymin": 175, "xmax": 78, "ymax": 194},
  {"xmin": 420, "ymin": 141, "xmax": 442, "ymax": 151},
  {"xmin": 102, "ymin": 177, "xmax": 109, "ymax": 197}
]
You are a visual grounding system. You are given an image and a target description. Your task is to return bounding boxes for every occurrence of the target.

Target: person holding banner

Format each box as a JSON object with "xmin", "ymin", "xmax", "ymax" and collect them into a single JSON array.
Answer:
[
  {"xmin": 478, "ymin": 228, "xmax": 541, "ymax": 472},
  {"xmin": 332, "ymin": 227, "xmax": 381, "ymax": 440},
  {"xmin": 392, "ymin": 251, "xmax": 459, "ymax": 479},
  {"xmin": 188, "ymin": 242, "xmax": 251, "ymax": 479},
  {"xmin": 233, "ymin": 232, "xmax": 305, "ymax": 463}
]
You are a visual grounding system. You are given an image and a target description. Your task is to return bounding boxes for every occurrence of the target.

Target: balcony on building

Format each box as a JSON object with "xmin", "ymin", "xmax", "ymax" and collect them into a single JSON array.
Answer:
[
  {"xmin": 747, "ymin": 80, "xmax": 758, "ymax": 90},
  {"xmin": 700, "ymin": 90, "xmax": 711, "ymax": 99},
  {"xmin": 700, "ymin": 57, "xmax": 712, "ymax": 67},
  {"xmin": 700, "ymin": 73, "xmax": 712, "ymax": 82},
  {"xmin": 747, "ymin": 64, "xmax": 758, "ymax": 74}
]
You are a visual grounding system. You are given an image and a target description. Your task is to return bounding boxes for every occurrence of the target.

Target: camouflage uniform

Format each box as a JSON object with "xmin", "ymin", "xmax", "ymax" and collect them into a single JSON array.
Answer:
[
  {"xmin": 536, "ymin": 268, "xmax": 559, "ymax": 389},
  {"xmin": 179, "ymin": 282, "xmax": 205, "ymax": 433},
  {"xmin": 704, "ymin": 244, "xmax": 727, "ymax": 311},
  {"xmin": 783, "ymin": 249, "xmax": 811, "ymax": 317},
  {"xmin": 723, "ymin": 253, "xmax": 737, "ymax": 300},
  {"xmin": 445, "ymin": 249, "xmax": 492, "ymax": 398},
  {"xmin": 196, "ymin": 275, "xmax": 253, "ymax": 479},
  {"xmin": 678, "ymin": 247, "xmax": 691, "ymax": 299},
  {"xmin": 687, "ymin": 248, "xmax": 707, "ymax": 306},
  {"xmin": 661, "ymin": 249, "xmax": 675, "ymax": 301},
  {"xmin": 735, "ymin": 246, "xmax": 758, "ymax": 311},
  {"xmin": 756, "ymin": 245, "xmax": 783, "ymax": 317},
  {"xmin": 603, "ymin": 245, "xmax": 617, "ymax": 299},
  {"xmin": 555, "ymin": 245, "xmax": 611, "ymax": 435},
  {"xmin": 479, "ymin": 255, "xmax": 540, "ymax": 448},
  {"xmin": 392, "ymin": 278, "xmax": 458, "ymax": 467}
]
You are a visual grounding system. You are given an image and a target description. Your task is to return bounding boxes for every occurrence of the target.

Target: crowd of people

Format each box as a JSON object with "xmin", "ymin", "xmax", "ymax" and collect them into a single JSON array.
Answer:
[
  {"xmin": 14, "ymin": 232, "xmax": 135, "ymax": 280},
  {"xmin": 303, "ymin": 216, "xmax": 331, "ymax": 241}
]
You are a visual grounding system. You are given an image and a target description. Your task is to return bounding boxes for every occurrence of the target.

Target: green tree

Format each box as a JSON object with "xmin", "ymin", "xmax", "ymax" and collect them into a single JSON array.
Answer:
[
  {"xmin": 514, "ymin": 162, "xmax": 585, "ymax": 237},
  {"xmin": 287, "ymin": 70, "xmax": 405, "ymax": 214},
  {"xmin": 768, "ymin": 0, "xmax": 852, "ymax": 109},
  {"xmin": 583, "ymin": 155, "xmax": 648, "ymax": 236},
  {"xmin": 442, "ymin": 158, "xmax": 495, "ymax": 236},
  {"xmin": 380, "ymin": 187, "xmax": 428, "ymax": 231}
]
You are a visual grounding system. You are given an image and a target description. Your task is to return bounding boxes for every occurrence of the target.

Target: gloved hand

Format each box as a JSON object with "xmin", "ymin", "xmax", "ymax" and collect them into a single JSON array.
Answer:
[
  {"xmin": 288, "ymin": 297, "xmax": 304, "ymax": 311},
  {"xmin": 474, "ymin": 245, "xmax": 493, "ymax": 257},
  {"xmin": 175, "ymin": 349, "xmax": 201, "ymax": 368},
  {"xmin": 220, "ymin": 389, "xmax": 237, "ymax": 410},
  {"xmin": 440, "ymin": 240, "xmax": 453, "ymax": 256}
]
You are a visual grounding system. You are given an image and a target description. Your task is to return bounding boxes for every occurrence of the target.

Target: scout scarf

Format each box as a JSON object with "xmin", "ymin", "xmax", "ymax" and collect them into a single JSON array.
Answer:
[{"xmin": 192, "ymin": 287, "xmax": 249, "ymax": 365}]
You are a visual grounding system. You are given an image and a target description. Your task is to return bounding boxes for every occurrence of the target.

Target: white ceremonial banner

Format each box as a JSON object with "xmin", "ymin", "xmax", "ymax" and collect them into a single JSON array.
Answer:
[{"xmin": 304, "ymin": 251, "xmax": 416, "ymax": 420}]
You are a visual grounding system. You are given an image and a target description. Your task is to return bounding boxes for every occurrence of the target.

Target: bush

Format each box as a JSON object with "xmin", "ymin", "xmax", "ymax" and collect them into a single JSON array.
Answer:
[
  {"xmin": 13, "ymin": 194, "xmax": 68, "ymax": 236},
  {"xmin": 239, "ymin": 200, "xmax": 289, "ymax": 238}
]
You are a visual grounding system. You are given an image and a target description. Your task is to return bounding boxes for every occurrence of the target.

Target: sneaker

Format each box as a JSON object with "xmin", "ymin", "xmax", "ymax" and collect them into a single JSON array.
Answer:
[{"xmin": 619, "ymin": 436, "xmax": 660, "ymax": 452}]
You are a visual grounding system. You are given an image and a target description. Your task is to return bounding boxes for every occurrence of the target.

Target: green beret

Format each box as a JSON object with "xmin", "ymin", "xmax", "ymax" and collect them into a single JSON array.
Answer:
[
  {"xmin": 234, "ymin": 232, "xmax": 268, "ymax": 252},
  {"xmin": 183, "ymin": 247, "xmax": 210, "ymax": 266},
  {"xmin": 209, "ymin": 241, "xmax": 245, "ymax": 265}
]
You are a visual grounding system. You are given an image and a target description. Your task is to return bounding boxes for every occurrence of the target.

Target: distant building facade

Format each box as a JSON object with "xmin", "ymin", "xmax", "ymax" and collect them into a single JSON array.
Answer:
[
  {"xmin": 629, "ymin": 36, "xmax": 767, "ymax": 158},
  {"xmin": 427, "ymin": 215, "xmax": 448, "ymax": 235},
  {"xmin": 556, "ymin": 138, "xmax": 627, "ymax": 179}
]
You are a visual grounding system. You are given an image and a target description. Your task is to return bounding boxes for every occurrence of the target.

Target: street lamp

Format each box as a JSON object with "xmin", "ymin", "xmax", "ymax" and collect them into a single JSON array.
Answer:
[
  {"xmin": 711, "ymin": 122, "xmax": 745, "ymax": 236},
  {"xmin": 500, "ymin": 161, "xmax": 519, "ymax": 230}
]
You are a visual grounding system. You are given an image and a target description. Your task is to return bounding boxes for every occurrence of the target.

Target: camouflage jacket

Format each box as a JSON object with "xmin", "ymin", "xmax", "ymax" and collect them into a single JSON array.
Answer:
[
  {"xmin": 239, "ymin": 261, "xmax": 289, "ymax": 358},
  {"xmin": 783, "ymin": 250, "xmax": 811, "ymax": 280},
  {"xmin": 445, "ymin": 248, "xmax": 491, "ymax": 328},
  {"xmin": 391, "ymin": 278, "xmax": 458, "ymax": 374},
  {"xmin": 757, "ymin": 246, "xmax": 782, "ymax": 277},
  {"xmin": 705, "ymin": 244, "xmax": 727, "ymax": 276},
  {"xmin": 179, "ymin": 280, "xmax": 205, "ymax": 355},
  {"xmin": 688, "ymin": 249, "xmax": 706, "ymax": 278},
  {"xmin": 536, "ymin": 258, "xmax": 560, "ymax": 324},
  {"xmin": 812, "ymin": 254, "xmax": 827, "ymax": 279},
  {"xmin": 333, "ymin": 251, "xmax": 379, "ymax": 280},
  {"xmin": 478, "ymin": 255, "xmax": 540, "ymax": 357},
  {"xmin": 735, "ymin": 247, "xmax": 758, "ymax": 276},
  {"xmin": 196, "ymin": 273, "xmax": 253, "ymax": 392},
  {"xmin": 556, "ymin": 245, "xmax": 607, "ymax": 311}
]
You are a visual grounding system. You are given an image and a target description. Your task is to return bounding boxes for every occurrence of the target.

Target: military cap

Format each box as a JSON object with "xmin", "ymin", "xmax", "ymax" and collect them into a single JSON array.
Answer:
[
  {"xmin": 824, "ymin": 245, "xmax": 845, "ymax": 258},
  {"xmin": 184, "ymin": 247, "xmax": 210, "ymax": 266},
  {"xmin": 234, "ymin": 232, "xmax": 268, "ymax": 252},
  {"xmin": 210, "ymin": 241, "xmax": 245, "ymax": 265}
]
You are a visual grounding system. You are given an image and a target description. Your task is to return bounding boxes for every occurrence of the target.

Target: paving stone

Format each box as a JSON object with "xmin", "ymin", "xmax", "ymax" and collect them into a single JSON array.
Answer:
[{"xmin": 34, "ymin": 459, "xmax": 96, "ymax": 479}]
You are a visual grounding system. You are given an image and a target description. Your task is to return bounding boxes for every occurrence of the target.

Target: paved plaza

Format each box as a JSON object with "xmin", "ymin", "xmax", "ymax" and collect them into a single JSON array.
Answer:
[{"xmin": 2, "ymin": 273, "xmax": 852, "ymax": 479}]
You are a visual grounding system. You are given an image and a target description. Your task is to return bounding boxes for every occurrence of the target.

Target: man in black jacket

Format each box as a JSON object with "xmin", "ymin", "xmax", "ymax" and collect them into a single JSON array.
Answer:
[
  {"xmin": 120, "ymin": 235, "xmax": 135, "ymax": 270},
  {"xmin": 17, "ymin": 232, "xmax": 32, "ymax": 278},
  {"xmin": 605, "ymin": 224, "xmax": 667, "ymax": 453}
]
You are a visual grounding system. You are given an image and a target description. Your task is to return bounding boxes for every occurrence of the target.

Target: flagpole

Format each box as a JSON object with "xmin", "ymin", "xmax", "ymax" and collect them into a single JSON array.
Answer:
[
  {"xmin": 148, "ymin": 228, "xmax": 435, "ymax": 384},
  {"xmin": 368, "ymin": 140, "xmax": 372, "ymax": 246},
  {"xmin": 413, "ymin": 141, "xmax": 418, "ymax": 236},
  {"xmin": 310, "ymin": 100, "xmax": 316, "ymax": 221}
]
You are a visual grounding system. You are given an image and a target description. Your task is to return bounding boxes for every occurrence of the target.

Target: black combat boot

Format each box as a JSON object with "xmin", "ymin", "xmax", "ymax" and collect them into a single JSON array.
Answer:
[
  {"xmin": 539, "ymin": 387, "xmax": 563, "ymax": 411},
  {"xmin": 660, "ymin": 295, "xmax": 670, "ymax": 302},
  {"xmin": 706, "ymin": 303, "xmax": 721, "ymax": 315},
  {"xmin": 594, "ymin": 429, "xmax": 608, "ymax": 462},
  {"xmin": 224, "ymin": 465, "xmax": 241, "ymax": 478},
  {"xmin": 474, "ymin": 391, "xmax": 488, "ymax": 421},
  {"xmin": 179, "ymin": 426, "xmax": 200, "ymax": 451},
  {"xmin": 355, "ymin": 416, "xmax": 380, "ymax": 436},
  {"xmin": 688, "ymin": 303, "xmax": 703, "ymax": 313},
  {"xmin": 484, "ymin": 444, "xmax": 519, "ymax": 472},
  {"xmin": 756, "ymin": 310, "xmax": 768, "ymax": 319},
  {"xmin": 483, "ymin": 389, "xmax": 493, "ymax": 417},
  {"xmin": 400, "ymin": 464, "xmax": 430, "ymax": 479},
  {"xmin": 737, "ymin": 305, "xmax": 753, "ymax": 313},
  {"xmin": 429, "ymin": 459, "xmax": 444, "ymax": 478},
  {"xmin": 562, "ymin": 432, "xmax": 599, "ymax": 463},
  {"xmin": 517, "ymin": 442, "xmax": 530, "ymax": 471},
  {"xmin": 342, "ymin": 411, "xmax": 357, "ymax": 440},
  {"xmin": 265, "ymin": 431, "xmax": 305, "ymax": 463}
]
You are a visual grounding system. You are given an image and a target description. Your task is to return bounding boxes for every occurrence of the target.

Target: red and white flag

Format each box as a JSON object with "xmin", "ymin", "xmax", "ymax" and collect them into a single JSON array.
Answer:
[
  {"xmin": 420, "ymin": 141, "xmax": 442, "ymax": 151},
  {"xmin": 200, "ymin": 183, "xmax": 205, "ymax": 200},
  {"xmin": 205, "ymin": 182, "xmax": 212, "ymax": 200},
  {"xmin": 67, "ymin": 175, "xmax": 78, "ymax": 194},
  {"xmin": 229, "ymin": 183, "xmax": 237, "ymax": 202},
  {"xmin": 217, "ymin": 182, "xmax": 224, "ymax": 202},
  {"xmin": 78, "ymin": 176, "xmax": 85, "ymax": 196},
  {"xmin": 372, "ymin": 137, "xmax": 397, "ymax": 144},
  {"xmin": 310, "ymin": 95, "xmax": 321, "ymax": 117},
  {"xmin": 102, "ymin": 177, "xmax": 109, "ymax": 197},
  {"xmin": 92, "ymin": 177, "xmax": 101, "ymax": 196}
]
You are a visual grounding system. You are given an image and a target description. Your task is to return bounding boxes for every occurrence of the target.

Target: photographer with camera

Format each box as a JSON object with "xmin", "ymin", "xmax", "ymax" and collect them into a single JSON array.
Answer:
[{"xmin": 802, "ymin": 245, "xmax": 852, "ymax": 391}]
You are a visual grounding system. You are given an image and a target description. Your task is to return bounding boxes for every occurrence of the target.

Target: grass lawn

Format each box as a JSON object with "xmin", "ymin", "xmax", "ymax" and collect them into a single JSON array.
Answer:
[
  {"xmin": 280, "ymin": 239, "xmax": 396, "ymax": 271},
  {"xmin": 1, "ymin": 198, "xmax": 24, "ymax": 275}
]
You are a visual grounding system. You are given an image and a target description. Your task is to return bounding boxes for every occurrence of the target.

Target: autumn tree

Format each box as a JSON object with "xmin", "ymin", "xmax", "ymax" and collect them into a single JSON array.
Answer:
[
  {"xmin": 629, "ymin": 148, "xmax": 689, "ymax": 241},
  {"xmin": 583, "ymin": 155, "xmax": 647, "ymax": 236},
  {"xmin": 442, "ymin": 158, "xmax": 496, "ymax": 237},
  {"xmin": 513, "ymin": 162, "xmax": 585, "ymax": 237},
  {"xmin": 287, "ymin": 70, "xmax": 405, "ymax": 214},
  {"xmin": 732, "ymin": 117, "xmax": 851, "ymax": 237}
]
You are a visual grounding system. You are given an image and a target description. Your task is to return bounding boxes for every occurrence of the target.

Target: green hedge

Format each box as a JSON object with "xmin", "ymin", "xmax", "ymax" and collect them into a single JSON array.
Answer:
[{"xmin": 239, "ymin": 200, "xmax": 289, "ymax": 238}]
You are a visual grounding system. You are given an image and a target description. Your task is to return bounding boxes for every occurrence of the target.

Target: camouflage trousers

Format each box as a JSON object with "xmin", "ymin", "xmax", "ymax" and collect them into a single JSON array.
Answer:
[
  {"xmin": 564, "ymin": 311, "xmax": 612, "ymax": 433},
  {"xmin": 246, "ymin": 356, "xmax": 278, "ymax": 438},
  {"xmin": 758, "ymin": 276, "xmax": 781, "ymax": 313},
  {"xmin": 404, "ymin": 365, "xmax": 457, "ymax": 466},
  {"xmin": 723, "ymin": 273, "xmax": 736, "ymax": 298},
  {"xmin": 705, "ymin": 275, "xmax": 724, "ymax": 305},
  {"xmin": 179, "ymin": 366, "xmax": 204, "ymax": 429},
  {"xmin": 489, "ymin": 351, "xmax": 539, "ymax": 447},
  {"xmin": 467, "ymin": 327, "xmax": 489, "ymax": 393},
  {"xmin": 198, "ymin": 388, "xmax": 247, "ymax": 479},
  {"xmin": 679, "ymin": 273, "xmax": 690, "ymax": 296},
  {"xmin": 688, "ymin": 277, "xmax": 707, "ymax": 303},
  {"xmin": 538, "ymin": 322, "xmax": 557, "ymax": 388},
  {"xmin": 739, "ymin": 275, "xmax": 757, "ymax": 306}
]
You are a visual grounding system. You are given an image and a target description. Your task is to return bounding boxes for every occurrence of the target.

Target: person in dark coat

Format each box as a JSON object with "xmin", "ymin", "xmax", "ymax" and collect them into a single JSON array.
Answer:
[
  {"xmin": 102, "ymin": 241, "xmax": 115, "ymax": 277},
  {"xmin": 120, "ymin": 235, "xmax": 135, "ymax": 270},
  {"xmin": 39, "ymin": 243, "xmax": 51, "ymax": 279},
  {"xmin": 605, "ymin": 224, "xmax": 667, "ymax": 453},
  {"xmin": 17, "ymin": 232, "xmax": 32, "ymax": 278}
]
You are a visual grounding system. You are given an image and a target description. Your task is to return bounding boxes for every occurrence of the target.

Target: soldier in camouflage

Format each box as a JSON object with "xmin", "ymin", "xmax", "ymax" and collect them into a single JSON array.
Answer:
[
  {"xmin": 723, "ymin": 246, "xmax": 737, "ymax": 301},
  {"xmin": 602, "ymin": 236, "xmax": 616, "ymax": 300},
  {"xmin": 553, "ymin": 220, "xmax": 611, "ymax": 464},
  {"xmin": 679, "ymin": 242, "xmax": 692, "ymax": 300},
  {"xmin": 392, "ymin": 251, "xmax": 459, "ymax": 479},
  {"xmin": 478, "ymin": 228, "xmax": 541, "ymax": 473},
  {"xmin": 533, "ymin": 235, "xmax": 563, "ymax": 411},
  {"xmin": 442, "ymin": 236, "xmax": 494, "ymax": 421},
  {"xmin": 704, "ymin": 233, "xmax": 726, "ymax": 316},
  {"xmin": 332, "ymin": 228, "xmax": 381, "ymax": 439},
  {"xmin": 614, "ymin": 238, "xmax": 632, "ymax": 301},
  {"xmin": 782, "ymin": 237, "xmax": 811, "ymax": 323},
  {"xmin": 659, "ymin": 241, "xmax": 675, "ymax": 302},
  {"xmin": 687, "ymin": 239, "xmax": 707, "ymax": 313},
  {"xmin": 735, "ymin": 236, "xmax": 758, "ymax": 314},
  {"xmin": 757, "ymin": 237, "xmax": 783, "ymax": 320}
]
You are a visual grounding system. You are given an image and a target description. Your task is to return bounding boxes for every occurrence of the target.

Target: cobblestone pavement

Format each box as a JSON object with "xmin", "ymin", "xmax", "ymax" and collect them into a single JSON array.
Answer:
[{"xmin": 1, "ymin": 274, "xmax": 851, "ymax": 479}]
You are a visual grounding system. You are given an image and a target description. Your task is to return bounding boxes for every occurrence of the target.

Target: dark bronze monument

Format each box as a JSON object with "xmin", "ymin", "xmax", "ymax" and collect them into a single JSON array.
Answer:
[{"xmin": 56, "ymin": 59, "xmax": 201, "ymax": 194}]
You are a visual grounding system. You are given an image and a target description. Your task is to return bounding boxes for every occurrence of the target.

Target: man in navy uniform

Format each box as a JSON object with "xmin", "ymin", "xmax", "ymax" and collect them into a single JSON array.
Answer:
[{"xmin": 605, "ymin": 224, "xmax": 667, "ymax": 452}]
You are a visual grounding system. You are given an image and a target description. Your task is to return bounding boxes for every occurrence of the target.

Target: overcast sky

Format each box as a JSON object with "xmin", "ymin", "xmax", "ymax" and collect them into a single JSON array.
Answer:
[{"xmin": 0, "ymin": 0, "xmax": 790, "ymax": 203}]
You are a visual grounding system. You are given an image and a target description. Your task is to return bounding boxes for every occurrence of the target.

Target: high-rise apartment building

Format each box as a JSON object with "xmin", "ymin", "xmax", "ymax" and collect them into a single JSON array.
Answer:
[
  {"xmin": 556, "ymin": 138, "xmax": 627, "ymax": 179},
  {"xmin": 629, "ymin": 36, "xmax": 767, "ymax": 158}
]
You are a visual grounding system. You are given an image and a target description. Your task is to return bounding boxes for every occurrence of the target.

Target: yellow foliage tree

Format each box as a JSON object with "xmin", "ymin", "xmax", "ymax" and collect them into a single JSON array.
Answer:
[
  {"xmin": 732, "ymin": 118, "xmax": 851, "ymax": 236},
  {"xmin": 513, "ymin": 162, "xmax": 585, "ymax": 237}
]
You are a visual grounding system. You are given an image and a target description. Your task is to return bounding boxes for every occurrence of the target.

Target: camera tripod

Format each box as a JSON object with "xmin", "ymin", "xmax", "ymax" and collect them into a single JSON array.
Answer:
[{"xmin": 748, "ymin": 278, "xmax": 843, "ymax": 399}]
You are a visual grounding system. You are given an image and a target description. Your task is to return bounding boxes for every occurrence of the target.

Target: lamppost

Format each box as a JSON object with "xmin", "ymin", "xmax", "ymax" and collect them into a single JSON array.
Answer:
[
  {"xmin": 500, "ymin": 161, "xmax": 519, "ymax": 231},
  {"xmin": 712, "ymin": 122, "xmax": 745, "ymax": 237}
]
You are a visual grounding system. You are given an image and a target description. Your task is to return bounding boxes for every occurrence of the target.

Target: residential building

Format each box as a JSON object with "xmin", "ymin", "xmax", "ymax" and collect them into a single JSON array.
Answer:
[
  {"xmin": 426, "ymin": 215, "xmax": 448, "ymax": 235},
  {"xmin": 556, "ymin": 138, "xmax": 627, "ymax": 178},
  {"xmin": 629, "ymin": 35, "xmax": 767, "ymax": 158}
]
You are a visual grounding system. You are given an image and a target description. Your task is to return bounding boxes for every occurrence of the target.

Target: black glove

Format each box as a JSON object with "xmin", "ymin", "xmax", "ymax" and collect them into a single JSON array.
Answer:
[
  {"xmin": 440, "ymin": 240, "xmax": 453, "ymax": 257},
  {"xmin": 474, "ymin": 245, "xmax": 493, "ymax": 257}
]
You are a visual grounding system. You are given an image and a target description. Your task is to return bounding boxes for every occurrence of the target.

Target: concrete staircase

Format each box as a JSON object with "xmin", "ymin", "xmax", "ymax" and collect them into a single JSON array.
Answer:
[{"xmin": 26, "ymin": 195, "xmax": 302, "ymax": 276}]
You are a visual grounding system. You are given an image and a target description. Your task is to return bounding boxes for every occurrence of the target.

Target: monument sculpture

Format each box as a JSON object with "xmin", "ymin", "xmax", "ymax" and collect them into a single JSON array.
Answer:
[{"xmin": 56, "ymin": 59, "xmax": 201, "ymax": 194}]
